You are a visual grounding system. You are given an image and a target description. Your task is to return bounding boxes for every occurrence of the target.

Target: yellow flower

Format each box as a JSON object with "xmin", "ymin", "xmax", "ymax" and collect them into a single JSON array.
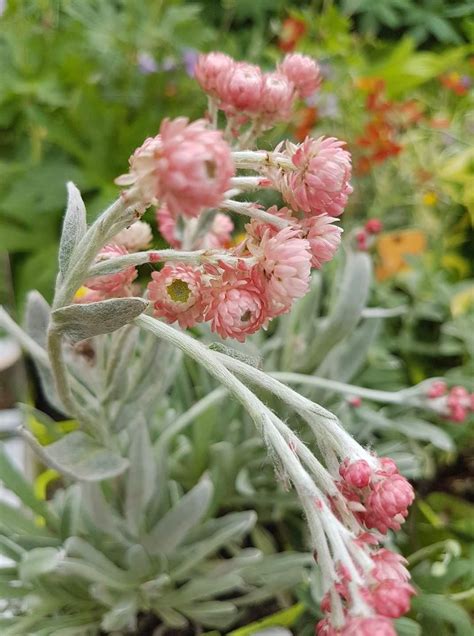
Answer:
[{"xmin": 422, "ymin": 191, "xmax": 438, "ymax": 206}]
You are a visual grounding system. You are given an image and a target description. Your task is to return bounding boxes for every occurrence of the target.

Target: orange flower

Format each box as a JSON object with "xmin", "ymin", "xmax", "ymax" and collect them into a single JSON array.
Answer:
[
  {"xmin": 278, "ymin": 17, "xmax": 307, "ymax": 53},
  {"xmin": 293, "ymin": 106, "xmax": 318, "ymax": 141}
]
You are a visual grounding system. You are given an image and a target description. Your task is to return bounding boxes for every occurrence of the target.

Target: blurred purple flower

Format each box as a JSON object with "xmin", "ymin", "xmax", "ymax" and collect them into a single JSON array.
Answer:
[
  {"xmin": 137, "ymin": 52, "xmax": 158, "ymax": 75},
  {"xmin": 0, "ymin": 0, "xmax": 7, "ymax": 17},
  {"xmin": 182, "ymin": 48, "xmax": 198, "ymax": 77},
  {"xmin": 306, "ymin": 92, "xmax": 340, "ymax": 119},
  {"xmin": 460, "ymin": 75, "xmax": 471, "ymax": 89}
]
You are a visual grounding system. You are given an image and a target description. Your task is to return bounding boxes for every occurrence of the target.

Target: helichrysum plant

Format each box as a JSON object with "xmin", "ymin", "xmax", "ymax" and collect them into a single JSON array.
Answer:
[{"xmin": 0, "ymin": 51, "xmax": 432, "ymax": 636}]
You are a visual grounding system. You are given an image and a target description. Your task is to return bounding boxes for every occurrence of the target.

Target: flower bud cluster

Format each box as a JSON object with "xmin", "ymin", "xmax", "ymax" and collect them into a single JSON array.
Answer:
[
  {"xmin": 426, "ymin": 380, "xmax": 473, "ymax": 423},
  {"xmin": 315, "ymin": 457, "xmax": 416, "ymax": 634},
  {"xmin": 195, "ymin": 51, "xmax": 321, "ymax": 128},
  {"xmin": 339, "ymin": 457, "xmax": 415, "ymax": 533}
]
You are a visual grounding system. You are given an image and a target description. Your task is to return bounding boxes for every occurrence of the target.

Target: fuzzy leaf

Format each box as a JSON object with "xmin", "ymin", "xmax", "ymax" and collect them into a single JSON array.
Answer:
[
  {"xmin": 39, "ymin": 431, "xmax": 129, "ymax": 481},
  {"xmin": 51, "ymin": 297, "xmax": 148, "ymax": 342},
  {"xmin": 144, "ymin": 476, "xmax": 213, "ymax": 555},
  {"xmin": 24, "ymin": 290, "xmax": 51, "ymax": 349},
  {"xmin": 58, "ymin": 182, "xmax": 87, "ymax": 277},
  {"xmin": 19, "ymin": 547, "xmax": 62, "ymax": 581},
  {"xmin": 125, "ymin": 415, "xmax": 157, "ymax": 533}
]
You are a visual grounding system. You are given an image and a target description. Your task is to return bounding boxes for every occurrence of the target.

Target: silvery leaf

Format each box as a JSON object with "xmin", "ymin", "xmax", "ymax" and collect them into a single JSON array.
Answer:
[
  {"xmin": 37, "ymin": 431, "xmax": 129, "ymax": 481},
  {"xmin": 19, "ymin": 547, "xmax": 62, "ymax": 582},
  {"xmin": 51, "ymin": 297, "xmax": 148, "ymax": 343},
  {"xmin": 125, "ymin": 415, "xmax": 157, "ymax": 533},
  {"xmin": 143, "ymin": 476, "xmax": 213, "ymax": 555},
  {"xmin": 24, "ymin": 290, "xmax": 51, "ymax": 349},
  {"xmin": 58, "ymin": 182, "xmax": 87, "ymax": 278}
]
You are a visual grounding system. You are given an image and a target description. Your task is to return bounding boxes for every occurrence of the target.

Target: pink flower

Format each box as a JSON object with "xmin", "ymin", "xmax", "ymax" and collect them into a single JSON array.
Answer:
[
  {"xmin": 339, "ymin": 459, "xmax": 372, "ymax": 489},
  {"xmin": 371, "ymin": 580, "xmax": 416, "ymax": 618},
  {"xmin": 113, "ymin": 220, "xmax": 153, "ymax": 252},
  {"xmin": 116, "ymin": 118, "xmax": 235, "ymax": 216},
  {"xmin": 155, "ymin": 204, "xmax": 181, "ymax": 248},
  {"xmin": 341, "ymin": 616, "xmax": 396, "ymax": 636},
  {"xmin": 148, "ymin": 263, "xmax": 205, "ymax": 328},
  {"xmin": 245, "ymin": 206, "xmax": 296, "ymax": 242},
  {"xmin": 200, "ymin": 213, "xmax": 234, "ymax": 248},
  {"xmin": 303, "ymin": 214, "xmax": 342, "ymax": 268},
  {"xmin": 277, "ymin": 136, "xmax": 352, "ymax": 217},
  {"xmin": 204, "ymin": 262, "xmax": 268, "ymax": 341},
  {"xmin": 250, "ymin": 225, "xmax": 311, "ymax": 316},
  {"xmin": 260, "ymin": 72, "xmax": 295, "ymax": 122},
  {"xmin": 218, "ymin": 62, "xmax": 264, "ymax": 114},
  {"xmin": 195, "ymin": 51, "xmax": 235, "ymax": 95},
  {"xmin": 371, "ymin": 549, "xmax": 410, "ymax": 583},
  {"xmin": 365, "ymin": 474, "xmax": 414, "ymax": 533},
  {"xmin": 85, "ymin": 244, "xmax": 137, "ymax": 297},
  {"xmin": 279, "ymin": 53, "xmax": 321, "ymax": 98}
]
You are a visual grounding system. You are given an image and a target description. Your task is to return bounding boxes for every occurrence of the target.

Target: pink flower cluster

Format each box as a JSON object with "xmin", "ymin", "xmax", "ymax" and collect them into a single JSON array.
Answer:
[
  {"xmin": 195, "ymin": 51, "xmax": 321, "ymax": 126},
  {"xmin": 426, "ymin": 380, "xmax": 473, "ymax": 423},
  {"xmin": 108, "ymin": 51, "xmax": 349, "ymax": 341},
  {"xmin": 316, "ymin": 457, "xmax": 416, "ymax": 634},
  {"xmin": 148, "ymin": 219, "xmax": 313, "ymax": 341}
]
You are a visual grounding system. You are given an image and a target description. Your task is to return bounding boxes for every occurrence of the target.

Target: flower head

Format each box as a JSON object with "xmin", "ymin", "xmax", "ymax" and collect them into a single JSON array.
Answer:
[
  {"xmin": 116, "ymin": 118, "xmax": 235, "ymax": 216},
  {"xmin": 148, "ymin": 263, "xmax": 205, "ymax": 329},
  {"xmin": 371, "ymin": 549, "xmax": 410, "ymax": 583},
  {"xmin": 200, "ymin": 213, "xmax": 234, "ymax": 249},
  {"xmin": 195, "ymin": 51, "xmax": 235, "ymax": 95},
  {"xmin": 303, "ymin": 214, "xmax": 342, "ymax": 268},
  {"xmin": 260, "ymin": 72, "xmax": 295, "ymax": 122},
  {"xmin": 219, "ymin": 62, "xmax": 264, "ymax": 114},
  {"xmin": 113, "ymin": 220, "xmax": 153, "ymax": 252},
  {"xmin": 365, "ymin": 473, "xmax": 415, "ymax": 533},
  {"xmin": 276, "ymin": 136, "xmax": 352, "ymax": 217},
  {"xmin": 85, "ymin": 244, "xmax": 137, "ymax": 297},
  {"xmin": 204, "ymin": 262, "xmax": 268, "ymax": 341},
  {"xmin": 250, "ymin": 225, "xmax": 311, "ymax": 316},
  {"xmin": 371, "ymin": 580, "xmax": 416, "ymax": 618},
  {"xmin": 279, "ymin": 53, "xmax": 321, "ymax": 98}
]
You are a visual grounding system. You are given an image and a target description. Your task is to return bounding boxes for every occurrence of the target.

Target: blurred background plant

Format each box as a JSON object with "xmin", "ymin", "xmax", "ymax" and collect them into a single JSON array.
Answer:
[{"xmin": 0, "ymin": 0, "xmax": 473, "ymax": 634}]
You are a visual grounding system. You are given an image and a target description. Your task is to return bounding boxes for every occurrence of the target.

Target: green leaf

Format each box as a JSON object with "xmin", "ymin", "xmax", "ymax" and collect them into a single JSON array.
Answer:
[
  {"xmin": 395, "ymin": 418, "xmax": 454, "ymax": 452},
  {"xmin": 144, "ymin": 476, "xmax": 213, "ymax": 555},
  {"xmin": 395, "ymin": 617, "xmax": 422, "ymax": 636},
  {"xmin": 24, "ymin": 291, "xmax": 51, "ymax": 349},
  {"xmin": 51, "ymin": 297, "xmax": 148, "ymax": 342},
  {"xmin": 0, "ymin": 444, "xmax": 55, "ymax": 526},
  {"xmin": 19, "ymin": 547, "xmax": 62, "ymax": 582},
  {"xmin": 412, "ymin": 594, "xmax": 472, "ymax": 636},
  {"xmin": 38, "ymin": 431, "xmax": 129, "ymax": 481}
]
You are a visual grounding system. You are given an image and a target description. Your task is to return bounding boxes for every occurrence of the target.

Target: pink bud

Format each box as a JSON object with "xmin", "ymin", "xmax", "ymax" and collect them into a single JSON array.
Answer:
[
  {"xmin": 220, "ymin": 62, "xmax": 264, "ymax": 113},
  {"xmin": 260, "ymin": 72, "xmax": 295, "ymax": 121},
  {"xmin": 340, "ymin": 458, "xmax": 372, "ymax": 489},
  {"xmin": 356, "ymin": 230, "xmax": 368, "ymax": 251},
  {"xmin": 371, "ymin": 580, "xmax": 416, "ymax": 618},
  {"xmin": 279, "ymin": 53, "xmax": 322, "ymax": 98},
  {"xmin": 194, "ymin": 52, "xmax": 235, "ymax": 95},
  {"xmin": 365, "ymin": 218, "xmax": 383, "ymax": 234},
  {"xmin": 426, "ymin": 380, "xmax": 447, "ymax": 398}
]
